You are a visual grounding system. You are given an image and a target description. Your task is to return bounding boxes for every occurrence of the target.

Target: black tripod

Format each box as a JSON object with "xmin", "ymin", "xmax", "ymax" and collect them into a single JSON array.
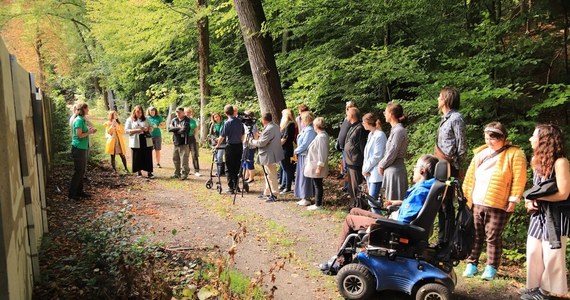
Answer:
[{"xmin": 233, "ymin": 129, "xmax": 254, "ymax": 204}]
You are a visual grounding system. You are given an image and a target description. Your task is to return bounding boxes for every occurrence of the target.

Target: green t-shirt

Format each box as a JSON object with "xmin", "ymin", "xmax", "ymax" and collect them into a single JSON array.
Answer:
[
  {"xmin": 71, "ymin": 116, "xmax": 89, "ymax": 150},
  {"xmin": 188, "ymin": 118, "xmax": 198, "ymax": 135},
  {"xmin": 148, "ymin": 115, "xmax": 164, "ymax": 137}
]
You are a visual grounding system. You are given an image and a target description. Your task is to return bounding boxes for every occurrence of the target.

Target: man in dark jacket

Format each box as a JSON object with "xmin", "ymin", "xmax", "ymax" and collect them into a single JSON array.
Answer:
[
  {"xmin": 344, "ymin": 107, "xmax": 368, "ymax": 207},
  {"xmin": 168, "ymin": 107, "xmax": 190, "ymax": 180}
]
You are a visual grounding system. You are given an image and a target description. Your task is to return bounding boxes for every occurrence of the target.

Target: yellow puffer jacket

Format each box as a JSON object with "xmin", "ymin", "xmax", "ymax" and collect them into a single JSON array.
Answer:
[
  {"xmin": 462, "ymin": 144, "xmax": 527, "ymax": 210},
  {"xmin": 104, "ymin": 122, "xmax": 127, "ymax": 155}
]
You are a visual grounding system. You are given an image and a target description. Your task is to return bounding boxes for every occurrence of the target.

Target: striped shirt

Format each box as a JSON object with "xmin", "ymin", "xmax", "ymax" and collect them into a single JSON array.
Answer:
[{"xmin": 528, "ymin": 174, "xmax": 570, "ymax": 240}]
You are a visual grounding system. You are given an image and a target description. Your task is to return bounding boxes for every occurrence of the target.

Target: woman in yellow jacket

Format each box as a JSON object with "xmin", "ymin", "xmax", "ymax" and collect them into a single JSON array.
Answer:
[
  {"xmin": 104, "ymin": 111, "xmax": 129, "ymax": 174},
  {"xmin": 462, "ymin": 122, "xmax": 527, "ymax": 280}
]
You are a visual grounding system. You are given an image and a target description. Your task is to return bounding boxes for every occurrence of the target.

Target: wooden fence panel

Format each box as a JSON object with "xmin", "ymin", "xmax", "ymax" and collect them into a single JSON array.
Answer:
[{"xmin": 0, "ymin": 39, "xmax": 33, "ymax": 300}]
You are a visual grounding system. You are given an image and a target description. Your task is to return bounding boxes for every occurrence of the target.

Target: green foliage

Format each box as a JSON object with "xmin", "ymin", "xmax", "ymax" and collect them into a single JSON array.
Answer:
[
  {"xmin": 6, "ymin": 0, "xmax": 570, "ymax": 263},
  {"xmin": 48, "ymin": 93, "xmax": 71, "ymax": 155}
]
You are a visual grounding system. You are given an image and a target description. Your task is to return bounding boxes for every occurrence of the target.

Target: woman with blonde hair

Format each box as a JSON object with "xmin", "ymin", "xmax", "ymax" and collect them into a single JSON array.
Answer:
[
  {"xmin": 279, "ymin": 108, "xmax": 297, "ymax": 194},
  {"xmin": 68, "ymin": 103, "xmax": 97, "ymax": 200},
  {"xmin": 294, "ymin": 111, "xmax": 317, "ymax": 205},
  {"xmin": 304, "ymin": 117, "xmax": 329, "ymax": 210},
  {"xmin": 104, "ymin": 111, "xmax": 129, "ymax": 174},
  {"xmin": 520, "ymin": 124, "xmax": 570, "ymax": 299},
  {"xmin": 125, "ymin": 105, "xmax": 154, "ymax": 178}
]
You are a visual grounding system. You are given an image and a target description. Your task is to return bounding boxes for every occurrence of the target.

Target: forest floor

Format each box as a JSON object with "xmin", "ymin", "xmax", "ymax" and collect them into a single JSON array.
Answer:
[{"xmin": 35, "ymin": 139, "xmax": 540, "ymax": 299}]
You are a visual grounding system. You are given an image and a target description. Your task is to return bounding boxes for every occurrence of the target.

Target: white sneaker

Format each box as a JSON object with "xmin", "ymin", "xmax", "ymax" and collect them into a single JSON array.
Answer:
[
  {"xmin": 194, "ymin": 172, "xmax": 202, "ymax": 177},
  {"xmin": 307, "ymin": 204, "xmax": 321, "ymax": 211},
  {"xmin": 296, "ymin": 199, "xmax": 311, "ymax": 206}
]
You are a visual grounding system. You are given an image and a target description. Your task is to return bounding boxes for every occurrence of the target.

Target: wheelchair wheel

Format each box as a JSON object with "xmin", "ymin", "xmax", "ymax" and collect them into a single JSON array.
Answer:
[
  {"xmin": 216, "ymin": 185, "xmax": 222, "ymax": 194},
  {"xmin": 336, "ymin": 263, "xmax": 375, "ymax": 300},
  {"xmin": 415, "ymin": 283, "xmax": 450, "ymax": 300},
  {"xmin": 243, "ymin": 182, "xmax": 249, "ymax": 193},
  {"xmin": 205, "ymin": 179, "xmax": 213, "ymax": 189}
]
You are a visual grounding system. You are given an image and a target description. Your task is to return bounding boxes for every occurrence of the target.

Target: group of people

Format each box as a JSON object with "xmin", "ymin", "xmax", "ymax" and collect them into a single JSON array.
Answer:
[
  {"xmin": 322, "ymin": 87, "xmax": 568, "ymax": 299},
  {"xmin": 209, "ymin": 104, "xmax": 329, "ymax": 209},
  {"xmin": 68, "ymin": 87, "xmax": 570, "ymax": 298}
]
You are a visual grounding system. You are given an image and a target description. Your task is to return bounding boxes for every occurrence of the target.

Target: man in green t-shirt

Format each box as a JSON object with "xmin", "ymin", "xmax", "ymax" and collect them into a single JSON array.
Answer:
[{"xmin": 185, "ymin": 107, "xmax": 201, "ymax": 176}]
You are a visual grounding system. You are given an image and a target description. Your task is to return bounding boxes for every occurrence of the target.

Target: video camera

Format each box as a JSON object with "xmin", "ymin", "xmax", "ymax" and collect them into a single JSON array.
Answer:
[{"xmin": 238, "ymin": 111, "xmax": 256, "ymax": 128}]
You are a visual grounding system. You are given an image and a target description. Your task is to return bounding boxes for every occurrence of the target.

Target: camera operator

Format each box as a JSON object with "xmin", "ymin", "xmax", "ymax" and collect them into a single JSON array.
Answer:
[
  {"xmin": 216, "ymin": 105, "xmax": 244, "ymax": 193},
  {"xmin": 249, "ymin": 112, "xmax": 284, "ymax": 202},
  {"xmin": 241, "ymin": 110, "xmax": 258, "ymax": 183}
]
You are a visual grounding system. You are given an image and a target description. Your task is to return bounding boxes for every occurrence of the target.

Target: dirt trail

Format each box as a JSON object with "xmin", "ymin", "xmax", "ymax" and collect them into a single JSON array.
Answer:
[{"xmin": 123, "ymin": 142, "xmax": 524, "ymax": 300}]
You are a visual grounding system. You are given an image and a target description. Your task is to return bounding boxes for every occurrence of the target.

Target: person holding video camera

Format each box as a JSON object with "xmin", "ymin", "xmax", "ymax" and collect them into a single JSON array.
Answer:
[
  {"xmin": 241, "ymin": 110, "xmax": 258, "ymax": 183},
  {"xmin": 249, "ymin": 113, "xmax": 284, "ymax": 202},
  {"xmin": 216, "ymin": 105, "xmax": 244, "ymax": 193}
]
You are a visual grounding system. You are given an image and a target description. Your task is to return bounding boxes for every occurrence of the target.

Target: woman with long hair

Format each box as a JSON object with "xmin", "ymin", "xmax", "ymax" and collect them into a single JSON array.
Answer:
[
  {"xmin": 125, "ymin": 105, "xmax": 154, "ymax": 178},
  {"xmin": 104, "ymin": 111, "xmax": 129, "ymax": 174},
  {"xmin": 520, "ymin": 124, "xmax": 570, "ymax": 299},
  {"xmin": 294, "ymin": 111, "xmax": 317, "ymax": 206},
  {"xmin": 378, "ymin": 102, "xmax": 408, "ymax": 202},
  {"xmin": 147, "ymin": 106, "xmax": 164, "ymax": 168},
  {"xmin": 461, "ymin": 122, "xmax": 527, "ymax": 281},
  {"xmin": 68, "ymin": 103, "xmax": 97, "ymax": 200},
  {"xmin": 279, "ymin": 108, "xmax": 297, "ymax": 194}
]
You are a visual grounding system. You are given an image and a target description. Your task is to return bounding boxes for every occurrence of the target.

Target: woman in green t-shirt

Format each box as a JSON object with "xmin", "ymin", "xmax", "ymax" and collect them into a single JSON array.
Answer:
[
  {"xmin": 147, "ymin": 107, "xmax": 165, "ymax": 168},
  {"xmin": 69, "ymin": 103, "xmax": 97, "ymax": 200}
]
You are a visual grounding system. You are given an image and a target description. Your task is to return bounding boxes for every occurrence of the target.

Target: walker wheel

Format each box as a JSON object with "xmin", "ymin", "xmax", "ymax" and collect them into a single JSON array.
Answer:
[
  {"xmin": 216, "ymin": 185, "xmax": 222, "ymax": 194},
  {"xmin": 205, "ymin": 180, "xmax": 213, "ymax": 189}
]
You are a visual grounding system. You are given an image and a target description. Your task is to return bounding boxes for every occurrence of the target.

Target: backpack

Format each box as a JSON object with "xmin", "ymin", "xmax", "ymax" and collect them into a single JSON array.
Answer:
[{"xmin": 448, "ymin": 183, "xmax": 475, "ymax": 261}]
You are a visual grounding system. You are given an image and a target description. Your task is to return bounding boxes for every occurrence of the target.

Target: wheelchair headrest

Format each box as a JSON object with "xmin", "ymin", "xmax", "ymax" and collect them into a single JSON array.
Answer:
[{"xmin": 434, "ymin": 160, "xmax": 450, "ymax": 182}]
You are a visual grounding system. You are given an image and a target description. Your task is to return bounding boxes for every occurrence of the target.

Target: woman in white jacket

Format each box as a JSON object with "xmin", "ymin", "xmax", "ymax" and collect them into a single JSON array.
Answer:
[
  {"xmin": 125, "ymin": 105, "xmax": 154, "ymax": 178},
  {"xmin": 304, "ymin": 117, "xmax": 329, "ymax": 211},
  {"xmin": 362, "ymin": 113, "xmax": 387, "ymax": 214}
]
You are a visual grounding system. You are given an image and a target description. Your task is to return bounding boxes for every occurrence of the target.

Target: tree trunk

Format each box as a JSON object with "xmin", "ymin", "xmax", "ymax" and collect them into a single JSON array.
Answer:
[
  {"xmin": 233, "ymin": 0, "xmax": 286, "ymax": 121},
  {"xmin": 281, "ymin": 30, "xmax": 289, "ymax": 54},
  {"xmin": 563, "ymin": 0, "xmax": 569, "ymax": 75},
  {"xmin": 33, "ymin": 32, "xmax": 46, "ymax": 90},
  {"xmin": 198, "ymin": 0, "xmax": 210, "ymax": 143}
]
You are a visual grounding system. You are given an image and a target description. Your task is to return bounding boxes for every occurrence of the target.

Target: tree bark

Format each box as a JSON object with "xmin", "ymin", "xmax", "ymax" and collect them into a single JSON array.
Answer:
[
  {"xmin": 563, "ymin": 0, "xmax": 569, "ymax": 75},
  {"xmin": 33, "ymin": 32, "xmax": 46, "ymax": 90},
  {"xmin": 233, "ymin": 0, "xmax": 286, "ymax": 121},
  {"xmin": 198, "ymin": 0, "xmax": 210, "ymax": 143}
]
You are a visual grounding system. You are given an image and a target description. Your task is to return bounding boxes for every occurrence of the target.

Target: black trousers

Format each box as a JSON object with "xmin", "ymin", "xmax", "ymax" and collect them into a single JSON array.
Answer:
[
  {"xmin": 225, "ymin": 143, "xmax": 243, "ymax": 190},
  {"xmin": 312, "ymin": 177, "xmax": 324, "ymax": 206},
  {"xmin": 437, "ymin": 165, "xmax": 459, "ymax": 245},
  {"xmin": 69, "ymin": 146, "xmax": 87, "ymax": 198},
  {"xmin": 347, "ymin": 164, "xmax": 364, "ymax": 207}
]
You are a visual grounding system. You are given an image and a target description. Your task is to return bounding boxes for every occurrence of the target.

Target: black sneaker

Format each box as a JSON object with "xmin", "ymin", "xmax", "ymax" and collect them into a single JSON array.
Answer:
[
  {"xmin": 521, "ymin": 288, "xmax": 550, "ymax": 300},
  {"xmin": 265, "ymin": 196, "xmax": 277, "ymax": 202},
  {"xmin": 78, "ymin": 192, "xmax": 92, "ymax": 199},
  {"xmin": 148, "ymin": 173, "xmax": 155, "ymax": 179}
]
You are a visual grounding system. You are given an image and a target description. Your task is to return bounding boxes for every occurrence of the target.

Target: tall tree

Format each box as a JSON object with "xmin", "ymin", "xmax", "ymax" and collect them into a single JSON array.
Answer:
[
  {"xmin": 233, "ymin": 0, "xmax": 285, "ymax": 120},
  {"xmin": 197, "ymin": 0, "xmax": 210, "ymax": 143}
]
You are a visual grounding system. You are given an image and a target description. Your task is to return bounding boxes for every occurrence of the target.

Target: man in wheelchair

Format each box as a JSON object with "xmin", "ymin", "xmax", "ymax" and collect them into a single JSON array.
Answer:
[{"xmin": 321, "ymin": 154, "xmax": 440, "ymax": 273}]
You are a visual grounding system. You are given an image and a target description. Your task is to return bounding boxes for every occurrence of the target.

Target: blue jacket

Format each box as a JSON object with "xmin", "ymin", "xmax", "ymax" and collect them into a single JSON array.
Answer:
[
  {"xmin": 397, "ymin": 178, "xmax": 436, "ymax": 223},
  {"xmin": 362, "ymin": 130, "xmax": 387, "ymax": 183},
  {"xmin": 294, "ymin": 124, "xmax": 316, "ymax": 156}
]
